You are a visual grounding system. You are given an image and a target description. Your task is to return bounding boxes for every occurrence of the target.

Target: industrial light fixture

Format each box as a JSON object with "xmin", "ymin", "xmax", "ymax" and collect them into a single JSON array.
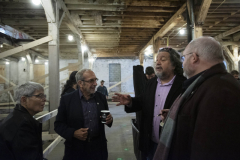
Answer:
[
  {"xmin": 0, "ymin": 44, "xmax": 3, "ymax": 48},
  {"xmin": 35, "ymin": 59, "xmax": 39, "ymax": 63},
  {"xmin": 5, "ymin": 61, "xmax": 9, "ymax": 65},
  {"xmin": 21, "ymin": 57, "xmax": 26, "ymax": 61},
  {"xmin": 45, "ymin": 61, "xmax": 48, "ymax": 65},
  {"xmin": 68, "ymin": 35, "xmax": 74, "ymax": 41},
  {"xmin": 32, "ymin": 0, "xmax": 41, "ymax": 5},
  {"xmin": 180, "ymin": 29, "xmax": 185, "ymax": 35}
]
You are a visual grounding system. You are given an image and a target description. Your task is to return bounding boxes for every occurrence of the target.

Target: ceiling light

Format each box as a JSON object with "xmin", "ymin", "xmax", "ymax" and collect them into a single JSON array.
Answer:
[
  {"xmin": 88, "ymin": 58, "xmax": 94, "ymax": 62},
  {"xmin": 21, "ymin": 57, "xmax": 26, "ymax": 61},
  {"xmin": 180, "ymin": 29, "xmax": 185, "ymax": 35},
  {"xmin": 0, "ymin": 44, "xmax": 3, "ymax": 48},
  {"xmin": 68, "ymin": 35, "xmax": 74, "ymax": 41},
  {"xmin": 45, "ymin": 61, "xmax": 48, "ymax": 65},
  {"xmin": 5, "ymin": 62, "xmax": 9, "ymax": 65},
  {"xmin": 81, "ymin": 45, "xmax": 87, "ymax": 52},
  {"xmin": 32, "ymin": 0, "xmax": 41, "ymax": 5},
  {"xmin": 35, "ymin": 59, "xmax": 39, "ymax": 63}
]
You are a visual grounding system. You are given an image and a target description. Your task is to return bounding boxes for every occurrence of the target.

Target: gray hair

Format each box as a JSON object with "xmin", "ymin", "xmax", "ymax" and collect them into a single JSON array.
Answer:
[
  {"xmin": 187, "ymin": 36, "xmax": 224, "ymax": 62},
  {"xmin": 14, "ymin": 82, "xmax": 44, "ymax": 104},
  {"xmin": 75, "ymin": 69, "xmax": 92, "ymax": 82}
]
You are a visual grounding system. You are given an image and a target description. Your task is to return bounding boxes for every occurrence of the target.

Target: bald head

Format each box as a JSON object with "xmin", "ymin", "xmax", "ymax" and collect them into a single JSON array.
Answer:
[{"xmin": 186, "ymin": 36, "xmax": 224, "ymax": 63}]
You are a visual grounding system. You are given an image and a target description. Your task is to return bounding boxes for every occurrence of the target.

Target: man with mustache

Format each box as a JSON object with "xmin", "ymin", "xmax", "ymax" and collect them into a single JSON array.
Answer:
[
  {"xmin": 112, "ymin": 48, "xmax": 186, "ymax": 160},
  {"xmin": 153, "ymin": 37, "xmax": 240, "ymax": 160},
  {"xmin": 55, "ymin": 69, "xmax": 113, "ymax": 160}
]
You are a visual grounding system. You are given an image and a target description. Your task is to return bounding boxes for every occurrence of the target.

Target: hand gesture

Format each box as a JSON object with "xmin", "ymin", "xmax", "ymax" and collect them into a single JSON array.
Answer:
[
  {"xmin": 160, "ymin": 109, "xmax": 169, "ymax": 122},
  {"xmin": 105, "ymin": 114, "xmax": 113, "ymax": 125},
  {"xmin": 74, "ymin": 128, "xmax": 89, "ymax": 141},
  {"xmin": 112, "ymin": 93, "xmax": 132, "ymax": 106}
]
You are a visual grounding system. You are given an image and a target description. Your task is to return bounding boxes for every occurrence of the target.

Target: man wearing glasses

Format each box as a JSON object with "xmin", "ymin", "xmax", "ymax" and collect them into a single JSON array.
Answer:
[
  {"xmin": 112, "ymin": 47, "xmax": 186, "ymax": 160},
  {"xmin": 153, "ymin": 37, "xmax": 240, "ymax": 160},
  {"xmin": 55, "ymin": 69, "xmax": 113, "ymax": 160}
]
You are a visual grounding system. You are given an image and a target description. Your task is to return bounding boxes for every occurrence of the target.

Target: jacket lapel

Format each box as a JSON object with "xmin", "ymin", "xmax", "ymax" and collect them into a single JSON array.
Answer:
[{"xmin": 164, "ymin": 75, "xmax": 183, "ymax": 109}]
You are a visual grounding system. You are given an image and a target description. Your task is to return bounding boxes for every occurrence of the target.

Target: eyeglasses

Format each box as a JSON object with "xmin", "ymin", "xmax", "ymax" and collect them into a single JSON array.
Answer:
[
  {"xmin": 26, "ymin": 94, "xmax": 46, "ymax": 100},
  {"xmin": 82, "ymin": 78, "xmax": 98, "ymax": 84},
  {"xmin": 159, "ymin": 47, "xmax": 173, "ymax": 52},
  {"xmin": 181, "ymin": 52, "xmax": 193, "ymax": 61}
]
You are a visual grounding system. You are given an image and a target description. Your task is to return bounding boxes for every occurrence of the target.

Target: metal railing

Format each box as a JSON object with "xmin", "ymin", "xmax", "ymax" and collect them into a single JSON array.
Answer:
[{"xmin": 35, "ymin": 109, "xmax": 63, "ymax": 158}]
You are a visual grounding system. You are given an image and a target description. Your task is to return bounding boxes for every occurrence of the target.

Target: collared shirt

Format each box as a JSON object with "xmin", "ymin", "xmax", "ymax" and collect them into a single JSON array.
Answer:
[
  {"xmin": 79, "ymin": 89, "xmax": 99, "ymax": 138},
  {"xmin": 152, "ymin": 76, "xmax": 176, "ymax": 143}
]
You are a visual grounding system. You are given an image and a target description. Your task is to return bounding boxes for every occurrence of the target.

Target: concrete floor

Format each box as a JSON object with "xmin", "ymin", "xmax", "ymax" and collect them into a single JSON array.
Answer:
[{"xmin": 44, "ymin": 104, "xmax": 137, "ymax": 160}]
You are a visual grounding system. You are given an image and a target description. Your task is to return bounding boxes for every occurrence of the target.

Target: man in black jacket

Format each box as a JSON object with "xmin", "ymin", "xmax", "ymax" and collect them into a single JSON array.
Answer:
[
  {"xmin": 55, "ymin": 69, "xmax": 113, "ymax": 160},
  {"xmin": 0, "ymin": 82, "xmax": 46, "ymax": 160},
  {"xmin": 113, "ymin": 48, "xmax": 186, "ymax": 160}
]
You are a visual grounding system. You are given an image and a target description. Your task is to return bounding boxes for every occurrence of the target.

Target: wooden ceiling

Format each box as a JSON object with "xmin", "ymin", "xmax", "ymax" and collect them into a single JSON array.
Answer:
[{"xmin": 0, "ymin": 0, "xmax": 240, "ymax": 59}]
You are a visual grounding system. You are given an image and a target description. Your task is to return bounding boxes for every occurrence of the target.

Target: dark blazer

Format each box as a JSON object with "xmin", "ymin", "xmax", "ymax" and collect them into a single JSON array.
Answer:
[
  {"xmin": 167, "ymin": 63, "xmax": 240, "ymax": 160},
  {"xmin": 0, "ymin": 104, "xmax": 43, "ymax": 160},
  {"xmin": 54, "ymin": 90, "xmax": 112, "ymax": 160},
  {"xmin": 125, "ymin": 75, "xmax": 186, "ymax": 153}
]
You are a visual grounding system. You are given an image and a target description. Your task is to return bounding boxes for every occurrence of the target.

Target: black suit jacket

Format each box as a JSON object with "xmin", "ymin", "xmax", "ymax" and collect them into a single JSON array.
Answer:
[
  {"xmin": 125, "ymin": 75, "xmax": 186, "ymax": 153},
  {"xmin": 0, "ymin": 105, "xmax": 43, "ymax": 160},
  {"xmin": 54, "ymin": 90, "xmax": 112, "ymax": 159}
]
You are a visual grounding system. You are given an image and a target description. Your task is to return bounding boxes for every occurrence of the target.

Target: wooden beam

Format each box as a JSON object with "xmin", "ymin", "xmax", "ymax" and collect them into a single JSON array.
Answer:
[
  {"xmin": 94, "ymin": 15, "xmax": 103, "ymax": 26},
  {"xmin": 71, "ymin": 11, "xmax": 83, "ymax": 27},
  {"xmin": 139, "ymin": 3, "xmax": 186, "ymax": 55},
  {"xmin": 196, "ymin": 0, "xmax": 212, "ymax": 25},
  {"xmin": 0, "ymin": 36, "xmax": 52, "ymax": 59},
  {"xmin": 215, "ymin": 25, "xmax": 240, "ymax": 40},
  {"xmin": 220, "ymin": 41, "xmax": 240, "ymax": 46}
]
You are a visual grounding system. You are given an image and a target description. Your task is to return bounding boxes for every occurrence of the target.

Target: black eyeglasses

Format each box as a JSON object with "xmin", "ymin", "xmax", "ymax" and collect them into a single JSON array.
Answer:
[
  {"xmin": 26, "ymin": 94, "xmax": 46, "ymax": 99},
  {"xmin": 82, "ymin": 78, "xmax": 98, "ymax": 84},
  {"xmin": 181, "ymin": 52, "xmax": 193, "ymax": 61},
  {"xmin": 159, "ymin": 47, "xmax": 173, "ymax": 52}
]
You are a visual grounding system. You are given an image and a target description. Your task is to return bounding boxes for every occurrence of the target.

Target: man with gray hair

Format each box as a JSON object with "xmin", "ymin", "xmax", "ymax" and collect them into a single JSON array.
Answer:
[
  {"xmin": 55, "ymin": 69, "xmax": 113, "ymax": 160},
  {"xmin": 153, "ymin": 37, "xmax": 240, "ymax": 160},
  {"xmin": 0, "ymin": 82, "xmax": 46, "ymax": 160}
]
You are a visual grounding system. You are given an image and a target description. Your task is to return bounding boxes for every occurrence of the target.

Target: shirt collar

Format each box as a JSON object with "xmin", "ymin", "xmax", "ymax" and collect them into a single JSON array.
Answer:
[
  {"xmin": 157, "ymin": 75, "xmax": 176, "ymax": 86},
  {"xmin": 79, "ymin": 89, "xmax": 94, "ymax": 99}
]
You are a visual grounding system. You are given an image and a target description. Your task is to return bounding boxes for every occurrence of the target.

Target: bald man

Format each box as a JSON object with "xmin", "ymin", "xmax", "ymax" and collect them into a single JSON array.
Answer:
[{"xmin": 153, "ymin": 37, "xmax": 240, "ymax": 160}]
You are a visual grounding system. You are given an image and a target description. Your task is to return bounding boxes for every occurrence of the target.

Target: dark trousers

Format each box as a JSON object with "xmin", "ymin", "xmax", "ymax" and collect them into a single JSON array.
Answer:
[
  {"xmin": 141, "ymin": 141, "xmax": 158, "ymax": 160},
  {"xmin": 63, "ymin": 138, "xmax": 108, "ymax": 160}
]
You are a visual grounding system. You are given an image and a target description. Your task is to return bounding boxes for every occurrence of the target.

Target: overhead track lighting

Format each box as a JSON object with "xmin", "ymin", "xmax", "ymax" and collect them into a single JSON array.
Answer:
[
  {"xmin": 180, "ymin": 29, "xmax": 185, "ymax": 35},
  {"xmin": 68, "ymin": 35, "xmax": 74, "ymax": 41}
]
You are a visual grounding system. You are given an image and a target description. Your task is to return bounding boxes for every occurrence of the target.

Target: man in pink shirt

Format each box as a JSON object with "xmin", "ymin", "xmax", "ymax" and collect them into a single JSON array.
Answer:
[{"xmin": 113, "ymin": 47, "xmax": 186, "ymax": 160}]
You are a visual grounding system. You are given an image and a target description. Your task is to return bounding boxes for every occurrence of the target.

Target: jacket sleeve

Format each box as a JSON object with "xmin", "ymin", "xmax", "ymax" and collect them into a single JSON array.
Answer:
[
  {"xmin": 54, "ymin": 97, "xmax": 76, "ymax": 141},
  {"xmin": 11, "ymin": 121, "xmax": 42, "ymax": 160},
  {"xmin": 124, "ymin": 93, "xmax": 145, "ymax": 113},
  {"xmin": 190, "ymin": 84, "xmax": 240, "ymax": 160}
]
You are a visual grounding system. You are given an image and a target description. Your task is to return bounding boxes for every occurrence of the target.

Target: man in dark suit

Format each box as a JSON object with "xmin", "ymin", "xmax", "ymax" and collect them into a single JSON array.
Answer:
[
  {"xmin": 55, "ymin": 69, "xmax": 113, "ymax": 160},
  {"xmin": 112, "ymin": 48, "xmax": 186, "ymax": 160},
  {"xmin": 153, "ymin": 37, "xmax": 240, "ymax": 160}
]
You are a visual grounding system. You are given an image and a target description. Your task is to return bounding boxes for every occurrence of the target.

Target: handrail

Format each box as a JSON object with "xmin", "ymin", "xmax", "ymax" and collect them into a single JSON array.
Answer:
[
  {"xmin": 36, "ymin": 109, "xmax": 58, "ymax": 123},
  {"xmin": 43, "ymin": 136, "xmax": 63, "ymax": 158}
]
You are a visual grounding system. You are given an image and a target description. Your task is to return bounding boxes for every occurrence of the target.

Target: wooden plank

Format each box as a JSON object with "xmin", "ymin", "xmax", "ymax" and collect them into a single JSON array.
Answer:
[
  {"xmin": 71, "ymin": 12, "xmax": 83, "ymax": 27},
  {"xmin": 33, "ymin": 65, "xmax": 45, "ymax": 85},
  {"xmin": 0, "ymin": 66, "xmax": 6, "ymax": 83},
  {"xmin": 196, "ymin": 0, "xmax": 212, "ymax": 24},
  {"xmin": 215, "ymin": 25, "xmax": 240, "ymax": 40},
  {"xmin": 139, "ymin": 3, "xmax": 186, "ymax": 55},
  {"xmin": 0, "ymin": 36, "xmax": 53, "ymax": 59},
  {"xmin": 94, "ymin": 15, "xmax": 103, "ymax": 26}
]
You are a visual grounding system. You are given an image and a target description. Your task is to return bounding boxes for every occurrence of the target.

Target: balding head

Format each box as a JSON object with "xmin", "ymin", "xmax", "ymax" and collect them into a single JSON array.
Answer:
[
  {"xmin": 182, "ymin": 37, "xmax": 224, "ymax": 78},
  {"xmin": 185, "ymin": 36, "xmax": 224, "ymax": 63}
]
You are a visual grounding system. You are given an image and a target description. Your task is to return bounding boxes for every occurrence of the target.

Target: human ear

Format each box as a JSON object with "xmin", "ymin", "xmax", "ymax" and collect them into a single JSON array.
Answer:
[
  {"xmin": 20, "ymin": 96, "xmax": 27, "ymax": 105},
  {"xmin": 192, "ymin": 53, "xmax": 199, "ymax": 64}
]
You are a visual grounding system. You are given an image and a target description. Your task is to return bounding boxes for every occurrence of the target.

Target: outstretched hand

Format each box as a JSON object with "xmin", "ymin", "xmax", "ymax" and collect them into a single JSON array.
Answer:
[{"xmin": 112, "ymin": 93, "xmax": 132, "ymax": 106}]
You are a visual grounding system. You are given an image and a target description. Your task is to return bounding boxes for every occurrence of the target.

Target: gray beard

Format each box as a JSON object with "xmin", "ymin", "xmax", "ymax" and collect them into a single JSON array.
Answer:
[{"xmin": 156, "ymin": 72, "xmax": 167, "ymax": 80}]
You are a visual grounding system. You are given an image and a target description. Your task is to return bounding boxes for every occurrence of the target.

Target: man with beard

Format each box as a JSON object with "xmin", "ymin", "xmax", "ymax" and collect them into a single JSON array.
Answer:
[
  {"xmin": 153, "ymin": 37, "xmax": 240, "ymax": 160},
  {"xmin": 112, "ymin": 48, "xmax": 186, "ymax": 160},
  {"xmin": 55, "ymin": 69, "xmax": 113, "ymax": 160}
]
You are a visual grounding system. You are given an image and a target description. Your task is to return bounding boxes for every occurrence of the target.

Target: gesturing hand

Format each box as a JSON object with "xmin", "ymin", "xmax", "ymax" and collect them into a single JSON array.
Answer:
[
  {"xmin": 112, "ymin": 93, "xmax": 132, "ymax": 106},
  {"xmin": 74, "ymin": 128, "xmax": 89, "ymax": 141}
]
